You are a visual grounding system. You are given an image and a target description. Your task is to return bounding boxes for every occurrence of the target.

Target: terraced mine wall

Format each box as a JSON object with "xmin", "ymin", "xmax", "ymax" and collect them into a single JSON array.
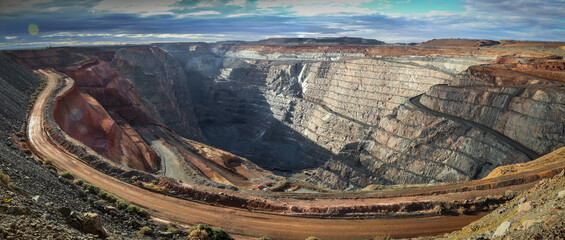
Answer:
[
  {"xmin": 10, "ymin": 44, "xmax": 564, "ymax": 190},
  {"xmin": 131, "ymin": 43, "xmax": 542, "ymax": 189},
  {"xmin": 421, "ymin": 67, "xmax": 565, "ymax": 155}
]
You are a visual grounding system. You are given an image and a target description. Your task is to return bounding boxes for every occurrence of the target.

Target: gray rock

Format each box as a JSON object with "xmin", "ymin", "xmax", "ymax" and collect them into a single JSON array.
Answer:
[
  {"xmin": 70, "ymin": 211, "xmax": 83, "ymax": 221},
  {"xmin": 32, "ymin": 195, "xmax": 48, "ymax": 204},
  {"xmin": 493, "ymin": 221, "xmax": 511, "ymax": 237},
  {"xmin": 103, "ymin": 205, "xmax": 116, "ymax": 212},
  {"xmin": 42, "ymin": 213, "xmax": 52, "ymax": 220},
  {"xmin": 58, "ymin": 207, "xmax": 71, "ymax": 217},
  {"xmin": 557, "ymin": 190, "xmax": 565, "ymax": 199}
]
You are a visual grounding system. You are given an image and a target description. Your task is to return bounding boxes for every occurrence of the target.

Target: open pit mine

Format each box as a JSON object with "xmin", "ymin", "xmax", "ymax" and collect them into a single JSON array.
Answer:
[{"xmin": 1, "ymin": 38, "xmax": 564, "ymax": 239}]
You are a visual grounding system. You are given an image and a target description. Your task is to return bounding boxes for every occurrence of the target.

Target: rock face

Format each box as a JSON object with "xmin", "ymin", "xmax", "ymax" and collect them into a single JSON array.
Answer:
[
  {"xmin": 9, "ymin": 41, "xmax": 564, "ymax": 190},
  {"xmin": 156, "ymin": 43, "xmax": 543, "ymax": 189},
  {"xmin": 112, "ymin": 47, "xmax": 204, "ymax": 141},
  {"xmin": 421, "ymin": 70, "xmax": 565, "ymax": 155},
  {"xmin": 60, "ymin": 60, "xmax": 155, "ymax": 126},
  {"xmin": 54, "ymin": 60, "xmax": 160, "ymax": 171}
]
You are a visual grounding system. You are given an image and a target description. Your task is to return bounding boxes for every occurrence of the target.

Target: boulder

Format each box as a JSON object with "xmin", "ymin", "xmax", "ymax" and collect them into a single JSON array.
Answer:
[
  {"xmin": 81, "ymin": 212, "xmax": 108, "ymax": 239},
  {"xmin": 58, "ymin": 207, "xmax": 71, "ymax": 218}
]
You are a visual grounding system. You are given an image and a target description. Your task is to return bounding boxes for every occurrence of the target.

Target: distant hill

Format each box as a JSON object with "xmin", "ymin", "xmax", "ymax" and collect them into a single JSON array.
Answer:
[
  {"xmin": 253, "ymin": 37, "xmax": 385, "ymax": 45},
  {"xmin": 418, "ymin": 38, "xmax": 500, "ymax": 47}
]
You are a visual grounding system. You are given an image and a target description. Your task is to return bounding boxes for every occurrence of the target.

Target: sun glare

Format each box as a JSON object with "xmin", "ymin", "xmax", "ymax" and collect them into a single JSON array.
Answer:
[{"xmin": 28, "ymin": 24, "xmax": 39, "ymax": 36}]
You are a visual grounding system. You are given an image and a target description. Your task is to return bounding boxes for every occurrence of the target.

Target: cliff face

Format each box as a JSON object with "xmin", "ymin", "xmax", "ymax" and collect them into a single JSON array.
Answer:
[
  {"xmin": 421, "ymin": 69, "xmax": 565, "ymax": 156},
  {"xmin": 60, "ymin": 60, "xmax": 156, "ymax": 125},
  {"xmin": 112, "ymin": 47, "xmax": 204, "ymax": 141},
  {"xmin": 298, "ymin": 59, "xmax": 535, "ymax": 187},
  {"xmin": 194, "ymin": 58, "xmax": 333, "ymax": 171},
  {"xmin": 55, "ymin": 60, "xmax": 160, "ymax": 171}
]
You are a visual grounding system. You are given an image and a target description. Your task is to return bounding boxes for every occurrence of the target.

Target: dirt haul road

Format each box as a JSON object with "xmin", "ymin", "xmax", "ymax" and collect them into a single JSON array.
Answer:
[{"xmin": 28, "ymin": 69, "xmax": 494, "ymax": 239}]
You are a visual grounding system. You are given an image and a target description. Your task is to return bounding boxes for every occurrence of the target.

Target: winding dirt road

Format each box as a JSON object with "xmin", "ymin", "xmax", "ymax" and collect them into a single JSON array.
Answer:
[{"xmin": 28, "ymin": 69, "xmax": 542, "ymax": 239}]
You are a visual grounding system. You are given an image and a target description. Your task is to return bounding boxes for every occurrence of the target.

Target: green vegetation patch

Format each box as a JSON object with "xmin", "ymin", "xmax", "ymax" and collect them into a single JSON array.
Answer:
[
  {"xmin": 189, "ymin": 224, "xmax": 234, "ymax": 240},
  {"xmin": 0, "ymin": 171, "xmax": 9, "ymax": 185},
  {"xmin": 139, "ymin": 226, "xmax": 153, "ymax": 236},
  {"xmin": 59, "ymin": 171, "xmax": 74, "ymax": 179}
]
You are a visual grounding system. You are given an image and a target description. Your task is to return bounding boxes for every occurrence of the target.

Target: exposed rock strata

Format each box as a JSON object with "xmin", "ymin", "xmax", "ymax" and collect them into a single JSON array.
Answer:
[
  {"xmin": 8, "ymin": 42, "xmax": 564, "ymax": 190},
  {"xmin": 112, "ymin": 47, "xmax": 204, "ymax": 141},
  {"xmin": 153, "ymin": 43, "xmax": 558, "ymax": 189},
  {"xmin": 55, "ymin": 60, "xmax": 160, "ymax": 171},
  {"xmin": 421, "ymin": 73, "xmax": 565, "ymax": 155},
  {"xmin": 52, "ymin": 77, "xmax": 159, "ymax": 171},
  {"xmin": 309, "ymin": 102, "xmax": 530, "ymax": 189}
]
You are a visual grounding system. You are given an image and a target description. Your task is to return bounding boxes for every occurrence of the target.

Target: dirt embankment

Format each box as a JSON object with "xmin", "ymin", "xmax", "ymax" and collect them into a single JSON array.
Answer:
[
  {"xmin": 156, "ymin": 146, "xmax": 564, "ymax": 217},
  {"xmin": 52, "ymin": 80, "xmax": 157, "ymax": 171},
  {"xmin": 53, "ymin": 60, "xmax": 160, "ymax": 172}
]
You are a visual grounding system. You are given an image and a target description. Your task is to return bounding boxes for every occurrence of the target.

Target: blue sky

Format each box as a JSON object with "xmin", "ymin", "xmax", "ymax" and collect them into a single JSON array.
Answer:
[{"xmin": 0, "ymin": 0, "xmax": 564, "ymax": 49}]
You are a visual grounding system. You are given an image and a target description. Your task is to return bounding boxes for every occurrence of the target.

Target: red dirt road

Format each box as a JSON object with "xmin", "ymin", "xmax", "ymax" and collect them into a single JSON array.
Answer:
[{"xmin": 27, "ymin": 69, "xmax": 496, "ymax": 239}]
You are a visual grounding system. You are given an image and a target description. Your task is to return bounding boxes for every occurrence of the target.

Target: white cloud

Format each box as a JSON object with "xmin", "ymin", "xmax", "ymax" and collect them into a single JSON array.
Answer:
[
  {"xmin": 41, "ymin": 32, "xmax": 114, "ymax": 38},
  {"xmin": 38, "ymin": 32, "xmax": 226, "ymax": 40},
  {"xmin": 178, "ymin": 0, "xmax": 219, "ymax": 10},
  {"xmin": 261, "ymin": 35, "xmax": 288, "ymax": 39},
  {"xmin": 257, "ymin": 0, "xmax": 373, "ymax": 8},
  {"xmin": 463, "ymin": 0, "xmax": 565, "ymax": 19},
  {"xmin": 290, "ymin": 5, "xmax": 375, "ymax": 16},
  {"xmin": 256, "ymin": 0, "xmax": 375, "ymax": 16},
  {"xmin": 226, "ymin": 0, "xmax": 246, "ymax": 7},
  {"xmin": 91, "ymin": 0, "xmax": 180, "ymax": 16},
  {"xmin": 226, "ymin": 13, "xmax": 255, "ymax": 18},
  {"xmin": 0, "ymin": 0, "xmax": 68, "ymax": 14},
  {"xmin": 5, "ymin": 36, "xmax": 18, "ymax": 40},
  {"xmin": 113, "ymin": 33, "xmax": 226, "ymax": 39},
  {"xmin": 177, "ymin": 10, "xmax": 221, "ymax": 17},
  {"xmin": 0, "ymin": 40, "xmax": 118, "ymax": 48}
]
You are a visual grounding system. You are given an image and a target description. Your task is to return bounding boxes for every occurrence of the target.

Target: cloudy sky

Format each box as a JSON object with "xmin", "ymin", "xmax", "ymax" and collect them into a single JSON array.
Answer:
[{"xmin": 0, "ymin": 0, "xmax": 564, "ymax": 49}]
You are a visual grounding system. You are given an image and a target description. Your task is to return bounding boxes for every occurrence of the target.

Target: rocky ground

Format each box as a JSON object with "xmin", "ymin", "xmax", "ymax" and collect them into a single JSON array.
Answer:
[
  {"xmin": 0, "ymin": 157, "xmax": 186, "ymax": 239},
  {"xmin": 445, "ymin": 169, "xmax": 565, "ymax": 239}
]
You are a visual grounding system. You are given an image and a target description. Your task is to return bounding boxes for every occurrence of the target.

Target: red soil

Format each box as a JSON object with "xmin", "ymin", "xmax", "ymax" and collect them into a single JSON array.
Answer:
[
  {"xmin": 511, "ymin": 60, "xmax": 565, "ymax": 83},
  {"xmin": 53, "ymin": 61, "xmax": 160, "ymax": 171},
  {"xmin": 498, "ymin": 40, "xmax": 565, "ymax": 47}
]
